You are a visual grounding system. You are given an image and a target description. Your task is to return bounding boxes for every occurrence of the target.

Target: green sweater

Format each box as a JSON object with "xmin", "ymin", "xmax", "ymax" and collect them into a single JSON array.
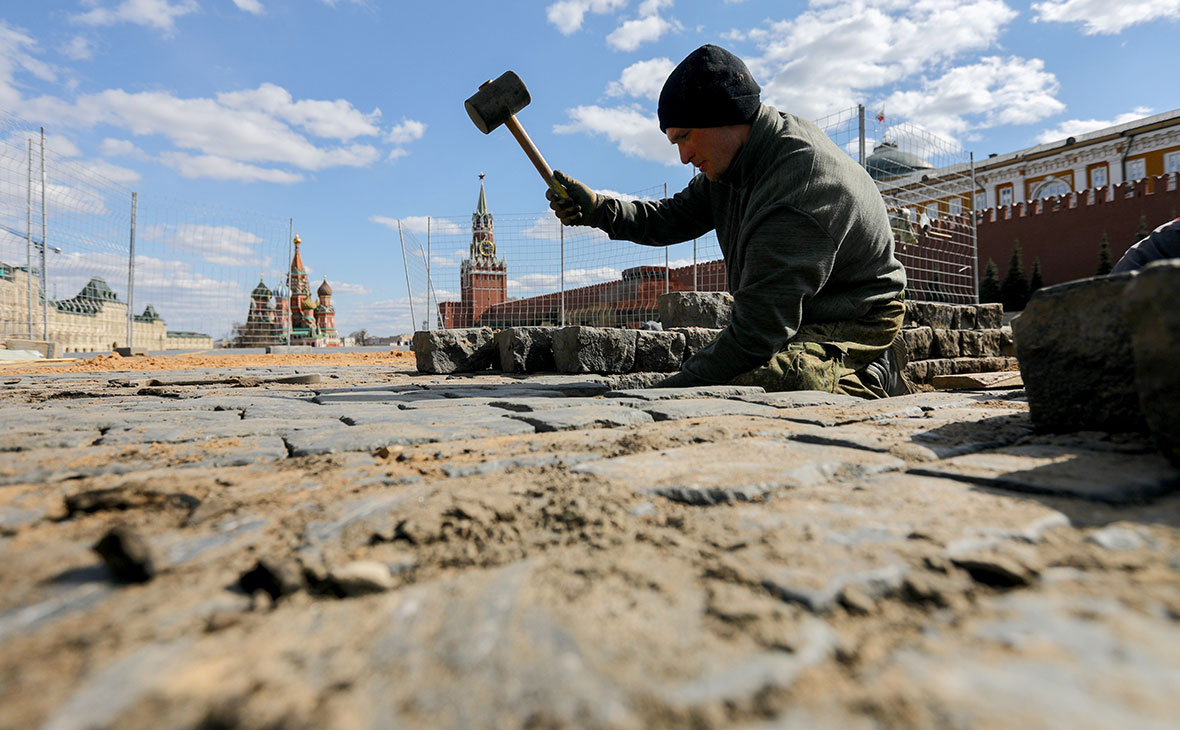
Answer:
[{"xmin": 591, "ymin": 104, "xmax": 906, "ymax": 383}]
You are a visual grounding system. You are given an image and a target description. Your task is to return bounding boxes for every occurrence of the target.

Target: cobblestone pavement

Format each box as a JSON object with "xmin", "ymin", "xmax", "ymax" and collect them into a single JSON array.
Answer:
[{"xmin": 1, "ymin": 362, "xmax": 1179, "ymax": 730}]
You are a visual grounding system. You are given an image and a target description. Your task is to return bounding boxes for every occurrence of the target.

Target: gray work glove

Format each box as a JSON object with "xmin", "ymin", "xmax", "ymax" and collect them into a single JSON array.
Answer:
[{"xmin": 547, "ymin": 170, "xmax": 598, "ymax": 227}]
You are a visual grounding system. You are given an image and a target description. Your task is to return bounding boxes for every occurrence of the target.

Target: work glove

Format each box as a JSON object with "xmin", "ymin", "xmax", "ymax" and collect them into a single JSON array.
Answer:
[{"xmin": 547, "ymin": 170, "xmax": 598, "ymax": 227}]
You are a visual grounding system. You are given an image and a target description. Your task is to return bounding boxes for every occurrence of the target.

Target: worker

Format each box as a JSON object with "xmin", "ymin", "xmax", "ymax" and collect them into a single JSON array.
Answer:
[
  {"xmin": 1111, "ymin": 217, "xmax": 1180, "ymax": 273},
  {"xmin": 548, "ymin": 44, "xmax": 908, "ymax": 397}
]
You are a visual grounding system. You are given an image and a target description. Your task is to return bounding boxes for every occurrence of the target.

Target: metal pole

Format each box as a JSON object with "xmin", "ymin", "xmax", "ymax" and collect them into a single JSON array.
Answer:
[
  {"xmin": 26, "ymin": 140, "xmax": 33, "ymax": 338},
  {"xmin": 397, "ymin": 220, "xmax": 416, "ymax": 330},
  {"xmin": 693, "ymin": 239, "xmax": 698, "ymax": 291},
  {"xmin": 39, "ymin": 128, "xmax": 48, "ymax": 341},
  {"xmin": 858, "ymin": 104, "xmax": 866, "ymax": 167},
  {"xmin": 969, "ymin": 152, "xmax": 979, "ymax": 304},
  {"xmin": 126, "ymin": 192, "xmax": 138, "ymax": 348},
  {"xmin": 559, "ymin": 224, "xmax": 566, "ymax": 325},
  {"xmin": 663, "ymin": 183, "xmax": 670, "ymax": 294},
  {"xmin": 431, "ymin": 216, "xmax": 436, "ymax": 330}
]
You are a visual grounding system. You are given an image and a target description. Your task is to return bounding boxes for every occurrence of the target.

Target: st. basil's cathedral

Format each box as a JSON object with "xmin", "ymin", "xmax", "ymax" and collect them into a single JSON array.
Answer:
[{"xmin": 239, "ymin": 234, "xmax": 340, "ymax": 347}]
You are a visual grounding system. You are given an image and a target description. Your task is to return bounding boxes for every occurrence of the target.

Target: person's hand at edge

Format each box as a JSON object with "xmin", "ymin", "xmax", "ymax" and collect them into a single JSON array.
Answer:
[{"xmin": 547, "ymin": 170, "xmax": 598, "ymax": 227}]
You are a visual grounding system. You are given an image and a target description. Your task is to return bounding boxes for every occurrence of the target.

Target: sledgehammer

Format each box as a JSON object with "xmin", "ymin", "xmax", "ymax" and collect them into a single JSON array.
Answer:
[{"xmin": 464, "ymin": 71, "xmax": 569, "ymax": 199}]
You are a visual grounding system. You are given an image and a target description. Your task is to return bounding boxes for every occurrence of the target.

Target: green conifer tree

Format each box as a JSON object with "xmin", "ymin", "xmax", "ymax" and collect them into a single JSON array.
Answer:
[
  {"xmin": 1000, "ymin": 240, "xmax": 1030, "ymax": 311},
  {"xmin": 1096, "ymin": 233, "xmax": 1113, "ymax": 276},
  {"xmin": 1029, "ymin": 258, "xmax": 1045, "ymax": 294},
  {"xmin": 1134, "ymin": 214, "xmax": 1150, "ymax": 244},
  {"xmin": 980, "ymin": 258, "xmax": 1002, "ymax": 303}
]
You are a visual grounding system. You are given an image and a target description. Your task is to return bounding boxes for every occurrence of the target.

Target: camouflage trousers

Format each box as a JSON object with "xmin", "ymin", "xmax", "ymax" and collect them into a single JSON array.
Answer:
[{"xmin": 730, "ymin": 295, "xmax": 905, "ymax": 399}]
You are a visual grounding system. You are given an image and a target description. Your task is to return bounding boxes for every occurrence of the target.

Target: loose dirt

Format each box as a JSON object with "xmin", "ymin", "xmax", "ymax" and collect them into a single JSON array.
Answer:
[{"xmin": 0, "ymin": 350, "xmax": 417, "ymax": 375}]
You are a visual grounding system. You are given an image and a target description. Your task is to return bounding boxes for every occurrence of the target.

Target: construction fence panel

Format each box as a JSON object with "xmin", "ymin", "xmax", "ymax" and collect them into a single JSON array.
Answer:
[{"xmin": 0, "ymin": 111, "xmax": 291, "ymax": 352}]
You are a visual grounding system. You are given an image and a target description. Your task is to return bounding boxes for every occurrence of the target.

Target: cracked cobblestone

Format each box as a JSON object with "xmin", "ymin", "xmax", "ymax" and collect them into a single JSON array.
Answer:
[{"xmin": 1, "ymin": 359, "xmax": 1178, "ymax": 730}]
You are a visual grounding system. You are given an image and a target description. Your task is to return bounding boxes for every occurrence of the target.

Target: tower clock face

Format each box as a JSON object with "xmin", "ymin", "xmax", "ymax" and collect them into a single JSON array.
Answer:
[{"xmin": 479, "ymin": 240, "xmax": 495, "ymax": 257}]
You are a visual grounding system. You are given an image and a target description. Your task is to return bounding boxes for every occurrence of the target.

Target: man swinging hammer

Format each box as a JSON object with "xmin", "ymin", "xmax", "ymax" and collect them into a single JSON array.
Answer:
[{"xmin": 548, "ymin": 44, "xmax": 909, "ymax": 398}]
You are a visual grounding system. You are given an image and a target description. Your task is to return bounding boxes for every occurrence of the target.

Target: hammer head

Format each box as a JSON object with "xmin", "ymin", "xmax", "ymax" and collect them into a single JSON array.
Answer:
[{"xmin": 465, "ymin": 71, "xmax": 531, "ymax": 135}]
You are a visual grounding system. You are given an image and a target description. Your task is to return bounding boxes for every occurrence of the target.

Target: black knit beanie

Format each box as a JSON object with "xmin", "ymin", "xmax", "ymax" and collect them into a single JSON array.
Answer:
[{"xmin": 658, "ymin": 45, "xmax": 761, "ymax": 132}]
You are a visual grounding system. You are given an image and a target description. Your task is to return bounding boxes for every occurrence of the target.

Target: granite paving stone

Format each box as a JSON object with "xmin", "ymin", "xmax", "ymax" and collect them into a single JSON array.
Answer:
[
  {"xmin": 496, "ymin": 326, "xmax": 557, "ymax": 373},
  {"xmin": 790, "ymin": 408, "xmax": 1033, "ymax": 459},
  {"xmin": 573, "ymin": 438, "xmax": 904, "ymax": 505},
  {"xmin": 337, "ymin": 404, "xmax": 517, "ymax": 426},
  {"xmin": 0, "ymin": 428, "xmax": 103, "ymax": 451},
  {"xmin": 0, "ymin": 579, "xmax": 114, "ymax": 646},
  {"xmin": 487, "ymin": 396, "xmax": 637, "ymax": 412},
  {"xmin": 3, "ymin": 356, "xmax": 1179, "ymax": 730},
  {"xmin": 637, "ymin": 397, "xmax": 785, "ymax": 422},
  {"xmin": 0, "ymin": 437, "xmax": 290, "ymax": 486},
  {"xmin": 552, "ymin": 326, "xmax": 637, "ymax": 374},
  {"xmin": 606, "ymin": 384, "xmax": 766, "ymax": 401},
  {"xmin": 912, "ymin": 443, "xmax": 1180, "ymax": 504},
  {"xmin": 503, "ymin": 404, "xmax": 655, "ymax": 433},
  {"xmin": 440, "ymin": 452, "xmax": 604, "ymax": 478},
  {"xmin": 731, "ymin": 390, "xmax": 864, "ymax": 408},
  {"xmin": 283, "ymin": 415, "xmax": 536, "ymax": 455},
  {"xmin": 871, "ymin": 593, "xmax": 1180, "ymax": 729},
  {"xmin": 633, "ymin": 329, "xmax": 686, "ymax": 372},
  {"xmin": 301, "ymin": 490, "xmax": 431, "ymax": 549}
]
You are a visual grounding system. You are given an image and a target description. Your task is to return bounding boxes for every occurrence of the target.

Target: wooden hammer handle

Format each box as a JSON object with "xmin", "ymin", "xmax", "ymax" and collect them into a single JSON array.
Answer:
[{"xmin": 504, "ymin": 115, "xmax": 569, "ymax": 199}]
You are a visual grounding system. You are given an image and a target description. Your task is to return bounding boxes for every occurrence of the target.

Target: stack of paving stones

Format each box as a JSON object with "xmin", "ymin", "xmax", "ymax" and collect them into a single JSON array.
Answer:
[
  {"xmin": 1, "ymin": 358, "xmax": 1178, "ymax": 729},
  {"xmin": 413, "ymin": 294, "xmax": 1016, "ymax": 387},
  {"xmin": 899, "ymin": 301, "xmax": 1016, "ymax": 386},
  {"xmin": 1014, "ymin": 259, "xmax": 1180, "ymax": 466}
]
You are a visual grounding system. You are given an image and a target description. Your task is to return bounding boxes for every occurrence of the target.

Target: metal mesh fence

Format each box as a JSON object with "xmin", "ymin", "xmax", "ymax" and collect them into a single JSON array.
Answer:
[
  {"xmin": 402, "ymin": 107, "xmax": 978, "ymax": 332},
  {"xmin": 398, "ymin": 183, "xmax": 724, "ymax": 332},
  {"xmin": 0, "ymin": 113, "xmax": 292, "ymax": 352}
]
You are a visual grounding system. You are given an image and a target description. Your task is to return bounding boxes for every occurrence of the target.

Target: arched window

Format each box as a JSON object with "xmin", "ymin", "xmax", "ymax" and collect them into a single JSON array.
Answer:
[{"xmin": 1032, "ymin": 177, "xmax": 1070, "ymax": 199}]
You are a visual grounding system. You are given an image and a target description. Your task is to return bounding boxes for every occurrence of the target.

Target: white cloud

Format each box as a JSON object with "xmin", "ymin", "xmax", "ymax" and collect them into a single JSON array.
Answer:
[
  {"xmin": 608, "ymin": 15, "xmax": 674, "ymax": 51},
  {"xmin": 1032, "ymin": 0, "xmax": 1180, "ymax": 34},
  {"xmin": 141, "ymin": 222, "xmax": 269, "ymax": 268},
  {"xmin": 558, "ymin": 1, "xmax": 1044, "ymax": 161},
  {"xmin": 72, "ymin": 0, "xmax": 200, "ymax": 35},
  {"xmin": 386, "ymin": 118, "xmax": 426, "ymax": 144},
  {"xmin": 161, "ymin": 152, "xmax": 306, "ymax": 184},
  {"xmin": 555, "ymin": 105, "xmax": 679, "ymax": 165},
  {"xmin": 1035, "ymin": 107, "xmax": 1155, "ymax": 143},
  {"xmin": 369, "ymin": 215, "xmax": 465, "ymax": 236},
  {"xmin": 323, "ymin": 279, "xmax": 369, "ymax": 295},
  {"xmin": 607, "ymin": 58, "xmax": 675, "ymax": 99},
  {"xmin": 60, "ymin": 36, "xmax": 95, "ymax": 61},
  {"xmin": 547, "ymin": 0, "xmax": 627, "ymax": 34},
  {"xmin": 233, "ymin": 0, "xmax": 265, "ymax": 14},
  {"xmin": 83, "ymin": 159, "xmax": 142, "ymax": 184},
  {"xmin": 0, "ymin": 22, "xmax": 57, "ymax": 110},
  {"xmin": 62, "ymin": 89, "xmax": 382, "ymax": 171},
  {"xmin": 218, "ymin": 83, "xmax": 381, "ymax": 142},
  {"xmin": 880, "ymin": 56, "xmax": 1064, "ymax": 141},
  {"xmin": 638, "ymin": 0, "xmax": 674, "ymax": 15},
  {"xmin": 1, "ymin": 25, "xmax": 394, "ymax": 185},
  {"xmin": 99, "ymin": 137, "xmax": 149, "ymax": 159},
  {"xmin": 751, "ymin": 0, "xmax": 1020, "ymax": 121}
]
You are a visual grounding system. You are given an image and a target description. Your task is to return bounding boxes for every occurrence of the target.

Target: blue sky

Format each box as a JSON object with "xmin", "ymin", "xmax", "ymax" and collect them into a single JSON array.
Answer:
[{"xmin": 0, "ymin": 1, "xmax": 1177, "ymax": 336}]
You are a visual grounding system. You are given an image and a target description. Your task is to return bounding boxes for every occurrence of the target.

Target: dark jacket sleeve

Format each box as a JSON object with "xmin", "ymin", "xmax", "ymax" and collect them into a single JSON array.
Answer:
[
  {"xmin": 1112, "ymin": 218, "xmax": 1180, "ymax": 273},
  {"xmin": 591, "ymin": 175, "xmax": 715, "ymax": 246}
]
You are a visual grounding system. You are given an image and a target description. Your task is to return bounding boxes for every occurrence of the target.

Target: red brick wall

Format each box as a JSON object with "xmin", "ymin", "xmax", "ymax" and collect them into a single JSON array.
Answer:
[{"xmin": 976, "ymin": 173, "xmax": 1180, "ymax": 286}]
